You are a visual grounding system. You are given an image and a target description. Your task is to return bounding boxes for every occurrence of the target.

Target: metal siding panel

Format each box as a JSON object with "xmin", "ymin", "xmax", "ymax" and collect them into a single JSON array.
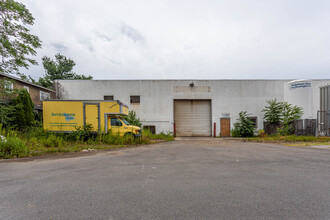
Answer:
[
  {"xmin": 192, "ymin": 100, "xmax": 211, "ymax": 136},
  {"xmin": 174, "ymin": 100, "xmax": 193, "ymax": 136},
  {"xmin": 327, "ymin": 86, "xmax": 330, "ymax": 111},
  {"xmin": 174, "ymin": 100, "xmax": 211, "ymax": 137}
]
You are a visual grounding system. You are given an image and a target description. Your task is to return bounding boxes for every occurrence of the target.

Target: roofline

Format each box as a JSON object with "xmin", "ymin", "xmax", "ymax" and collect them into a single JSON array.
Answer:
[
  {"xmin": 43, "ymin": 100, "xmax": 129, "ymax": 108},
  {"xmin": 0, "ymin": 73, "xmax": 55, "ymax": 92}
]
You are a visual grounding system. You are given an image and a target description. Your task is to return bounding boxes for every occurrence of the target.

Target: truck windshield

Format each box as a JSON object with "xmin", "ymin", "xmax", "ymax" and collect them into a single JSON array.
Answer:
[{"xmin": 120, "ymin": 118, "xmax": 130, "ymax": 125}]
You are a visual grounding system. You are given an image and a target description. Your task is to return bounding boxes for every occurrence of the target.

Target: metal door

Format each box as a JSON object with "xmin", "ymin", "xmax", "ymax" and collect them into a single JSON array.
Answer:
[{"xmin": 174, "ymin": 100, "xmax": 211, "ymax": 136}]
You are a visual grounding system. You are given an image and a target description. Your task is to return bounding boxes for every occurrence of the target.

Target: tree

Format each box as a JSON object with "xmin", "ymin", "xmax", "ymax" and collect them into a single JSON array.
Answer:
[
  {"xmin": 0, "ymin": 0, "xmax": 41, "ymax": 77},
  {"xmin": 263, "ymin": 99, "xmax": 304, "ymax": 135},
  {"xmin": 0, "ymin": 78, "xmax": 18, "ymax": 125},
  {"xmin": 32, "ymin": 53, "xmax": 93, "ymax": 88},
  {"xmin": 10, "ymin": 88, "xmax": 35, "ymax": 130}
]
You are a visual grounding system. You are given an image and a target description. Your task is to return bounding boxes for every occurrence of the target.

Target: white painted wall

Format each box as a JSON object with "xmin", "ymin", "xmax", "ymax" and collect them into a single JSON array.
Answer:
[
  {"xmin": 284, "ymin": 80, "xmax": 330, "ymax": 119},
  {"xmin": 56, "ymin": 79, "xmax": 329, "ymax": 136}
]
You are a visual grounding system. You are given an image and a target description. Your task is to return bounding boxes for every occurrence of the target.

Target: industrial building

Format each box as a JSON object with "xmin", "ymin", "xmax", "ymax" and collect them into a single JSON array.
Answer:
[{"xmin": 56, "ymin": 79, "xmax": 330, "ymax": 136}]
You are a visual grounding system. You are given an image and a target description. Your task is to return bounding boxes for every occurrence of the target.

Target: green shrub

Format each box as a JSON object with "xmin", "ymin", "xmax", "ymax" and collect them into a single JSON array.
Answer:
[
  {"xmin": 262, "ymin": 99, "xmax": 283, "ymax": 124},
  {"xmin": 257, "ymin": 129, "xmax": 266, "ymax": 137},
  {"xmin": 0, "ymin": 137, "xmax": 27, "ymax": 159},
  {"xmin": 232, "ymin": 111, "xmax": 255, "ymax": 137},
  {"xmin": 278, "ymin": 103, "xmax": 303, "ymax": 135}
]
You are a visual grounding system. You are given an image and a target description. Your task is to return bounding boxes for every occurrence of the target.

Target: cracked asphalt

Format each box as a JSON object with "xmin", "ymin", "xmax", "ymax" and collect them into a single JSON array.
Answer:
[{"xmin": 0, "ymin": 138, "xmax": 330, "ymax": 220}]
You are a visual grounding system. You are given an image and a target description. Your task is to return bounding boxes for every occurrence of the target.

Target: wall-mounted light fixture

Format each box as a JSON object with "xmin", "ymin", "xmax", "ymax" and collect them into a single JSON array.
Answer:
[{"xmin": 190, "ymin": 82, "xmax": 194, "ymax": 87}]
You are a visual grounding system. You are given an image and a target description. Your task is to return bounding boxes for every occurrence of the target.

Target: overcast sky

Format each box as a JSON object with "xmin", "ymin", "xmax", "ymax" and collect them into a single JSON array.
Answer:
[{"xmin": 24, "ymin": 0, "xmax": 330, "ymax": 80}]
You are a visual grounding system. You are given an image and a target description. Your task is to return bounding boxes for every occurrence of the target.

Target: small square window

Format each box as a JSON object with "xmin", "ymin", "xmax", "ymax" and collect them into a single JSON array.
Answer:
[
  {"xmin": 248, "ymin": 117, "xmax": 258, "ymax": 128},
  {"xmin": 24, "ymin": 86, "xmax": 29, "ymax": 93},
  {"xmin": 40, "ymin": 91, "xmax": 50, "ymax": 101},
  {"xmin": 104, "ymin": 95, "xmax": 114, "ymax": 100},
  {"xmin": 130, "ymin": 96, "xmax": 140, "ymax": 104}
]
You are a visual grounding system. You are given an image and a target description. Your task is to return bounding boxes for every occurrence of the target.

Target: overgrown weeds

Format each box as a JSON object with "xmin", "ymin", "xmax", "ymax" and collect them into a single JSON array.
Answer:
[
  {"xmin": 142, "ymin": 129, "xmax": 174, "ymax": 141},
  {"xmin": 246, "ymin": 135, "xmax": 330, "ymax": 143},
  {"xmin": 0, "ymin": 125, "xmax": 174, "ymax": 159}
]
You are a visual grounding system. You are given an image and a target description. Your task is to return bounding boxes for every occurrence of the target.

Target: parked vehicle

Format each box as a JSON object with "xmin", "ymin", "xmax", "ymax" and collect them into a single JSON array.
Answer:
[{"xmin": 43, "ymin": 100, "xmax": 141, "ymax": 136}]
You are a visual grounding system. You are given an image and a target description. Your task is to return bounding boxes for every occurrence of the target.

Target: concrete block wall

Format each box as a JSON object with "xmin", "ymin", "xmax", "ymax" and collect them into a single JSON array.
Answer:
[{"xmin": 57, "ymin": 79, "xmax": 330, "ymax": 135}]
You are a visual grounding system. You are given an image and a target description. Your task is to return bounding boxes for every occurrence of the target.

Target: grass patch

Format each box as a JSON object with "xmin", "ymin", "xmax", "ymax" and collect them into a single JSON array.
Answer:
[{"xmin": 245, "ymin": 135, "xmax": 330, "ymax": 144}]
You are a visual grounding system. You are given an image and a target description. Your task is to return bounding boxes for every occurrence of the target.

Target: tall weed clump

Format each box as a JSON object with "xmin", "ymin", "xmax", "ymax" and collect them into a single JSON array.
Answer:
[
  {"xmin": 142, "ymin": 129, "xmax": 174, "ymax": 141},
  {"xmin": 232, "ymin": 111, "xmax": 255, "ymax": 137},
  {"xmin": 41, "ymin": 134, "xmax": 63, "ymax": 148}
]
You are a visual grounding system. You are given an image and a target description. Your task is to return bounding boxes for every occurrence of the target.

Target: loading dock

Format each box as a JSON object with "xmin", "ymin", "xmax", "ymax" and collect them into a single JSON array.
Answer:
[{"xmin": 174, "ymin": 100, "xmax": 211, "ymax": 136}]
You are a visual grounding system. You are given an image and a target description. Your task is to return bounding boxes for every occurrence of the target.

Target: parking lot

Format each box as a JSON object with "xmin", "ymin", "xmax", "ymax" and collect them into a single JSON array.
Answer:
[{"xmin": 0, "ymin": 138, "xmax": 330, "ymax": 219}]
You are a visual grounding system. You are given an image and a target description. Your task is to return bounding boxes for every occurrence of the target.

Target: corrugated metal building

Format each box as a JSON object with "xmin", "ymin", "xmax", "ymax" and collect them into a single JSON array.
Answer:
[
  {"xmin": 56, "ymin": 79, "xmax": 330, "ymax": 136},
  {"xmin": 319, "ymin": 84, "xmax": 330, "ymax": 136}
]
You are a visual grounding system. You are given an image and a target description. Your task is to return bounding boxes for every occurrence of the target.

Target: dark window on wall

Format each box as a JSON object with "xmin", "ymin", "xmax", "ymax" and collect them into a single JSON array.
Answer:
[
  {"xmin": 130, "ymin": 96, "xmax": 140, "ymax": 104},
  {"xmin": 104, "ymin": 95, "xmax": 114, "ymax": 100},
  {"xmin": 143, "ymin": 125, "xmax": 156, "ymax": 134},
  {"xmin": 248, "ymin": 117, "xmax": 257, "ymax": 128}
]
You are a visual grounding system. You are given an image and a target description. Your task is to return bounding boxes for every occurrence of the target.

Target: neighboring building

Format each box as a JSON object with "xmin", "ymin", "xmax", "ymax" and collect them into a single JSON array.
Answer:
[
  {"xmin": 319, "ymin": 84, "xmax": 330, "ymax": 136},
  {"xmin": 0, "ymin": 73, "xmax": 56, "ymax": 110},
  {"xmin": 56, "ymin": 79, "xmax": 330, "ymax": 136}
]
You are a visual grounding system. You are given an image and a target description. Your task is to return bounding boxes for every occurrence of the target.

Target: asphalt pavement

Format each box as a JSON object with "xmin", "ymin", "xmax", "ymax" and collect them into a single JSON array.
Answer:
[{"xmin": 0, "ymin": 138, "xmax": 330, "ymax": 220}]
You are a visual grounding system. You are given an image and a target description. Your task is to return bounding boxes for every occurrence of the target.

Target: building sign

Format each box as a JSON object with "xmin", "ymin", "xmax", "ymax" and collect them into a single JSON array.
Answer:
[
  {"xmin": 221, "ymin": 113, "xmax": 230, "ymax": 118},
  {"xmin": 289, "ymin": 82, "xmax": 311, "ymax": 90}
]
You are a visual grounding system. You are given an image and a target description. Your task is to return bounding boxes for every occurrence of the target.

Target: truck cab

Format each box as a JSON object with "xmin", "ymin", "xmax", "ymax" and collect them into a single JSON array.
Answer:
[{"xmin": 109, "ymin": 116, "xmax": 141, "ymax": 137}]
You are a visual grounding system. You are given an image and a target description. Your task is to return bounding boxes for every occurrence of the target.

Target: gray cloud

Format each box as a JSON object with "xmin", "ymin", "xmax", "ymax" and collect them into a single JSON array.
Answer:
[
  {"xmin": 51, "ymin": 43, "xmax": 68, "ymax": 52},
  {"xmin": 120, "ymin": 23, "xmax": 144, "ymax": 43},
  {"xmin": 94, "ymin": 32, "xmax": 113, "ymax": 42},
  {"xmin": 24, "ymin": 0, "xmax": 330, "ymax": 80}
]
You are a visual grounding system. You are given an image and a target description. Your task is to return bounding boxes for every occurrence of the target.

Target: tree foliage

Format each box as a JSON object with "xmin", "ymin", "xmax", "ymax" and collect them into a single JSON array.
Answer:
[
  {"xmin": 32, "ymin": 53, "xmax": 93, "ymax": 88},
  {"xmin": 0, "ymin": 78, "xmax": 18, "ymax": 125},
  {"xmin": 231, "ymin": 111, "xmax": 255, "ymax": 137},
  {"xmin": 0, "ymin": 0, "xmax": 41, "ymax": 77},
  {"xmin": 263, "ymin": 99, "xmax": 304, "ymax": 135}
]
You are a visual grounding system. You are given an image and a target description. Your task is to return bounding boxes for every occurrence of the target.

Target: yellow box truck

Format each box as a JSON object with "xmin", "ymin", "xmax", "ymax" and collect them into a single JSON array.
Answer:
[{"xmin": 43, "ymin": 100, "xmax": 141, "ymax": 136}]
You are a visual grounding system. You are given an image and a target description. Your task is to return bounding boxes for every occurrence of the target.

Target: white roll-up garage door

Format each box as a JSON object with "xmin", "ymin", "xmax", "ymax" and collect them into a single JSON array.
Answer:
[{"xmin": 174, "ymin": 100, "xmax": 211, "ymax": 136}]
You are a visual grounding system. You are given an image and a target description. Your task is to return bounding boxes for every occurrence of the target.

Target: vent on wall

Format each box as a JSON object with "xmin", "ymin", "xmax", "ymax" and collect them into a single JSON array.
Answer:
[
  {"xmin": 104, "ymin": 95, "xmax": 114, "ymax": 100},
  {"xmin": 130, "ymin": 96, "xmax": 140, "ymax": 104}
]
